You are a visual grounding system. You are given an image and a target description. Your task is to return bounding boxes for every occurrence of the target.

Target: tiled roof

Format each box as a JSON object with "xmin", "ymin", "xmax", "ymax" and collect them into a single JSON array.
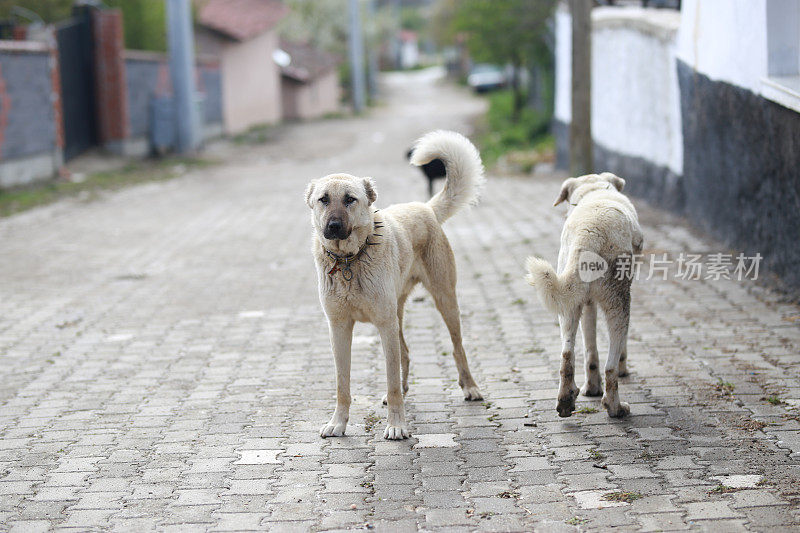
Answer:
[
  {"xmin": 279, "ymin": 40, "xmax": 340, "ymax": 83},
  {"xmin": 197, "ymin": 0, "xmax": 289, "ymax": 42}
]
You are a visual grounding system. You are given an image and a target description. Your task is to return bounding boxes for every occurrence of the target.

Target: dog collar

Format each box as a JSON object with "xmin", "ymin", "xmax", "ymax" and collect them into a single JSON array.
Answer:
[
  {"xmin": 324, "ymin": 242, "xmax": 371, "ymax": 281},
  {"xmin": 324, "ymin": 215, "xmax": 383, "ymax": 281}
]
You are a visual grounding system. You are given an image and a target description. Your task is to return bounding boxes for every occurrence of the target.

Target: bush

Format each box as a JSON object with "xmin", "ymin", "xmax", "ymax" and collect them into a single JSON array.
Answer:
[{"xmin": 478, "ymin": 89, "xmax": 551, "ymax": 166}]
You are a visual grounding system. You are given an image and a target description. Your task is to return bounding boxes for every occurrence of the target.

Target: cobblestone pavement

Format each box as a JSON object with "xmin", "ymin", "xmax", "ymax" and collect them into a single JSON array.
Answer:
[{"xmin": 2, "ymin": 69, "xmax": 800, "ymax": 532}]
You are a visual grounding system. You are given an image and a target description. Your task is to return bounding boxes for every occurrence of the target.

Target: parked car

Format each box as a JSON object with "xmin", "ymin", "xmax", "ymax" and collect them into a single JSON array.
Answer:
[{"xmin": 467, "ymin": 64, "xmax": 507, "ymax": 93}]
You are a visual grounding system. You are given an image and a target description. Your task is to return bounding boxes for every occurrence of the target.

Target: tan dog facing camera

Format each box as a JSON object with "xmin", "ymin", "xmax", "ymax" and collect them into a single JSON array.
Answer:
[
  {"xmin": 526, "ymin": 173, "xmax": 643, "ymax": 418},
  {"xmin": 306, "ymin": 130, "xmax": 484, "ymax": 440}
]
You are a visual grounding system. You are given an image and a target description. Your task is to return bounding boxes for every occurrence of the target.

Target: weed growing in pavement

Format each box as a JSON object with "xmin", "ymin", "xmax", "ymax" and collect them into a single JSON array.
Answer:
[
  {"xmin": 602, "ymin": 491, "xmax": 642, "ymax": 503},
  {"xmin": 363, "ymin": 412, "xmax": 380, "ymax": 433}
]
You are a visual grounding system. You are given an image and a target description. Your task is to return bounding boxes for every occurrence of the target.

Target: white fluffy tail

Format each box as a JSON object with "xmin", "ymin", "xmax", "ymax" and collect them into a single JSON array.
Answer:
[
  {"xmin": 525, "ymin": 251, "xmax": 588, "ymax": 316},
  {"xmin": 410, "ymin": 130, "xmax": 485, "ymax": 223}
]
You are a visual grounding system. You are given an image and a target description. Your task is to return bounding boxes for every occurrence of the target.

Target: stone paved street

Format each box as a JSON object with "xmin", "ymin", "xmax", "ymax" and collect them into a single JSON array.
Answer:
[{"xmin": 1, "ymin": 69, "xmax": 800, "ymax": 532}]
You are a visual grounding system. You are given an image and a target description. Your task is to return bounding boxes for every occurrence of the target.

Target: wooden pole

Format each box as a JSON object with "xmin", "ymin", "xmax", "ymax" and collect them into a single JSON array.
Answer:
[{"xmin": 569, "ymin": 0, "xmax": 593, "ymax": 176}]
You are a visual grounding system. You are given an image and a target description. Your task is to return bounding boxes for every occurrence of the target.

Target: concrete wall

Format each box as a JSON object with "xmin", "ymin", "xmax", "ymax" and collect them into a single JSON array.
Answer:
[
  {"xmin": 678, "ymin": 60, "xmax": 800, "ymax": 290},
  {"xmin": 554, "ymin": 6, "xmax": 683, "ymax": 208},
  {"xmin": 675, "ymin": 0, "xmax": 800, "ymax": 290},
  {"xmin": 219, "ymin": 30, "xmax": 281, "ymax": 134},
  {"xmin": 281, "ymin": 71, "xmax": 340, "ymax": 121},
  {"xmin": 123, "ymin": 50, "xmax": 223, "ymax": 154},
  {"xmin": 0, "ymin": 40, "xmax": 63, "ymax": 188},
  {"xmin": 676, "ymin": 0, "xmax": 768, "ymax": 93}
]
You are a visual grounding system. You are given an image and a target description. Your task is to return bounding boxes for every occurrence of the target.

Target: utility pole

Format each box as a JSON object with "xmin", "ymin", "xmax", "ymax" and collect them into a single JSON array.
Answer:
[
  {"xmin": 366, "ymin": 0, "xmax": 379, "ymax": 101},
  {"xmin": 166, "ymin": 0, "xmax": 200, "ymax": 153},
  {"xmin": 348, "ymin": 0, "xmax": 367, "ymax": 113},
  {"xmin": 569, "ymin": 0, "xmax": 592, "ymax": 176}
]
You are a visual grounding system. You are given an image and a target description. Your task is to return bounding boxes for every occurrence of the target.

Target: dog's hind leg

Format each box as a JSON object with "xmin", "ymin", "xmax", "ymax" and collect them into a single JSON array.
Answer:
[
  {"xmin": 399, "ymin": 295, "xmax": 410, "ymax": 395},
  {"xmin": 600, "ymin": 296, "xmax": 631, "ymax": 418},
  {"xmin": 423, "ymin": 239, "xmax": 482, "ymax": 401},
  {"xmin": 580, "ymin": 301, "xmax": 602, "ymax": 396},
  {"xmin": 557, "ymin": 308, "xmax": 582, "ymax": 417},
  {"xmin": 432, "ymin": 289, "xmax": 483, "ymax": 401},
  {"xmin": 618, "ymin": 337, "xmax": 629, "ymax": 377},
  {"xmin": 321, "ymin": 318, "xmax": 355, "ymax": 437}
]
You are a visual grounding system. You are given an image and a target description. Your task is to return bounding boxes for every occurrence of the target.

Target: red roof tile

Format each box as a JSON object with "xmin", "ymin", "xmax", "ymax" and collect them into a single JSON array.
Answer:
[{"xmin": 197, "ymin": 0, "xmax": 289, "ymax": 42}]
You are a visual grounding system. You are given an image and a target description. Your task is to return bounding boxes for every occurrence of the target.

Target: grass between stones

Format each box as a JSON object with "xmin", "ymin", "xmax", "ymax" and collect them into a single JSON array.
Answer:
[{"xmin": 602, "ymin": 491, "xmax": 642, "ymax": 503}]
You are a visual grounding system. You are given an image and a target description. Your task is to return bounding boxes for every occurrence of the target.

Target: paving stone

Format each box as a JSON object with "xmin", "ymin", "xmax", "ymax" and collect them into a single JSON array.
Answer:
[
  {"xmin": 413, "ymin": 433, "xmax": 459, "ymax": 448},
  {"xmin": 684, "ymin": 501, "xmax": 743, "ymax": 520},
  {"xmin": 425, "ymin": 508, "xmax": 474, "ymax": 527},
  {"xmin": 637, "ymin": 512, "xmax": 690, "ymax": 531},
  {"xmin": 571, "ymin": 490, "xmax": 629, "ymax": 510},
  {"xmin": 729, "ymin": 489, "xmax": 786, "ymax": 508}
]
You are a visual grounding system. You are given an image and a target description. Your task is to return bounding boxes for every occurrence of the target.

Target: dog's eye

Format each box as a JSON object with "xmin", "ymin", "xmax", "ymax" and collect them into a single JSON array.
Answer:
[
  {"xmin": 319, "ymin": 196, "xmax": 329, "ymax": 205},
  {"xmin": 344, "ymin": 196, "xmax": 356, "ymax": 205}
]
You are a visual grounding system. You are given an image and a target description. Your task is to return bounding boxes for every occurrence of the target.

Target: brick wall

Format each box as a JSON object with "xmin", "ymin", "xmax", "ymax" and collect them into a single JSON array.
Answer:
[
  {"xmin": 0, "ymin": 40, "xmax": 63, "ymax": 188},
  {"xmin": 92, "ymin": 8, "xmax": 129, "ymax": 146}
]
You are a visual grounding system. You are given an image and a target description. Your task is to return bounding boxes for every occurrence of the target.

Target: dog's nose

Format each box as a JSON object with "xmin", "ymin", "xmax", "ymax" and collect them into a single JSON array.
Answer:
[{"xmin": 324, "ymin": 219, "xmax": 345, "ymax": 239}]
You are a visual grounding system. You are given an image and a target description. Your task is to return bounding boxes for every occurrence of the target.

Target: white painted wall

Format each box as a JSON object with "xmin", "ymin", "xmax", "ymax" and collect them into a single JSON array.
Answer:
[
  {"xmin": 553, "ymin": 5, "xmax": 571, "ymax": 124},
  {"xmin": 554, "ymin": 6, "xmax": 683, "ymax": 175},
  {"xmin": 676, "ymin": 0, "xmax": 769, "ymax": 93}
]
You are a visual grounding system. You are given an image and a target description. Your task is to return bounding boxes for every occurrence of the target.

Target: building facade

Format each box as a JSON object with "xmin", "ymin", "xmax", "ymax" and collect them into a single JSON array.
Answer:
[{"xmin": 195, "ymin": 0, "xmax": 288, "ymax": 135}]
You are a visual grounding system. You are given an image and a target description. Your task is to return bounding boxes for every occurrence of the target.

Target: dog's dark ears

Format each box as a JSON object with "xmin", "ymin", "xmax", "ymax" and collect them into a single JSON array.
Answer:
[
  {"xmin": 304, "ymin": 180, "xmax": 316, "ymax": 208},
  {"xmin": 363, "ymin": 177, "xmax": 377, "ymax": 205},
  {"xmin": 553, "ymin": 178, "xmax": 577, "ymax": 206},
  {"xmin": 601, "ymin": 172, "xmax": 625, "ymax": 192}
]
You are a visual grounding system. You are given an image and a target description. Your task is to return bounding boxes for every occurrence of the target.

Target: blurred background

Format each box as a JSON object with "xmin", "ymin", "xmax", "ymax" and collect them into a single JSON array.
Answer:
[{"xmin": 0, "ymin": 0, "xmax": 798, "ymax": 292}]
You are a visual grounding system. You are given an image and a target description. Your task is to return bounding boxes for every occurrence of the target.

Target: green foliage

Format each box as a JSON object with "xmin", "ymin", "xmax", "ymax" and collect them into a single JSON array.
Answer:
[
  {"xmin": 0, "ymin": 0, "xmax": 166, "ymax": 52},
  {"xmin": 454, "ymin": 0, "xmax": 556, "ymax": 67},
  {"xmin": 400, "ymin": 6, "xmax": 425, "ymax": 32},
  {"xmin": 0, "ymin": 0, "xmax": 73, "ymax": 23},
  {"xmin": 453, "ymin": 0, "xmax": 556, "ymax": 119},
  {"xmin": 105, "ymin": 0, "xmax": 167, "ymax": 52},
  {"xmin": 478, "ymin": 89, "xmax": 551, "ymax": 165}
]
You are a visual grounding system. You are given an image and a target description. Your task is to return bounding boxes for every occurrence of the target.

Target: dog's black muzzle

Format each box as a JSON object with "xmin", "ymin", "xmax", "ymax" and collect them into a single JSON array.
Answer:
[{"xmin": 324, "ymin": 219, "xmax": 350, "ymax": 240}]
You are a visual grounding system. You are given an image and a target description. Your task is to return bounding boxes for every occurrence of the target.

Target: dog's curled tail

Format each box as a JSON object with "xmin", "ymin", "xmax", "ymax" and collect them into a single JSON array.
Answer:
[
  {"xmin": 410, "ymin": 130, "xmax": 485, "ymax": 223},
  {"xmin": 525, "ymin": 252, "xmax": 588, "ymax": 316}
]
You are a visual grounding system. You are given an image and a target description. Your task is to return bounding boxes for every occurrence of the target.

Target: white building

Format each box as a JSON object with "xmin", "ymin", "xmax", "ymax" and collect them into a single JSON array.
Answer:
[{"xmin": 553, "ymin": 0, "xmax": 800, "ymax": 290}]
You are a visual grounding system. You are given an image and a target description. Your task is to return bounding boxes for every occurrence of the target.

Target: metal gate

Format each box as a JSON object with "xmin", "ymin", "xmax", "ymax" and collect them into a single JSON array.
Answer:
[{"xmin": 56, "ymin": 8, "xmax": 96, "ymax": 161}]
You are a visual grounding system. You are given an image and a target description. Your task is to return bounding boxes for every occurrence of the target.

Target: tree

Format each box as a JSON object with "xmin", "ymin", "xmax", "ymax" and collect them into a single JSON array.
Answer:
[
  {"xmin": 454, "ymin": 0, "xmax": 556, "ymax": 121},
  {"xmin": 105, "ymin": 0, "xmax": 167, "ymax": 52}
]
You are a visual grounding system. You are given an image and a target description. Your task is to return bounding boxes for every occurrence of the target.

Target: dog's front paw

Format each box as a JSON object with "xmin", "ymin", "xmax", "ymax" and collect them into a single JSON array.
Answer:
[
  {"xmin": 320, "ymin": 421, "xmax": 347, "ymax": 438},
  {"xmin": 383, "ymin": 424, "xmax": 409, "ymax": 440},
  {"xmin": 556, "ymin": 385, "xmax": 579, "ymax": 418},
  {"xmin": 602, "ymin": 397, "xmax": 630, "ymax": 418},
  {"xmin": 462, "ymin": 385, "xmax": 483, "ymax": 401}
]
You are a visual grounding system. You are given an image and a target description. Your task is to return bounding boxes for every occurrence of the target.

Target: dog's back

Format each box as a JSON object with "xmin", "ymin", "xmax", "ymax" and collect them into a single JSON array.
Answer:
[{"xmin": 526, "ymin": 175, "xmax": 642, "ymax": 316}]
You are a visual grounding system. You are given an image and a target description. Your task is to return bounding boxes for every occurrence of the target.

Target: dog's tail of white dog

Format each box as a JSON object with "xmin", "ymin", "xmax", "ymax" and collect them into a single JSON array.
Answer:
[
  {"xmin": 525, "ymin": 251, "xmax": 588, "ymax": 316},
  {"xmin": 410, "ymin": 130, "xmax": 485, "ymax": 223}
]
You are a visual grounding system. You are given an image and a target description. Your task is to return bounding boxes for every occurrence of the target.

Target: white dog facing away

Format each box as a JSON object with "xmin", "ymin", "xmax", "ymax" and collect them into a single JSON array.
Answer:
[
  {"xmin": 526, "ymin": 173, "xmax": 643, "ymax": 418},
  {"xmin": 306, "ymin": 130, "xmax": 484, "ymax": 440}
]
